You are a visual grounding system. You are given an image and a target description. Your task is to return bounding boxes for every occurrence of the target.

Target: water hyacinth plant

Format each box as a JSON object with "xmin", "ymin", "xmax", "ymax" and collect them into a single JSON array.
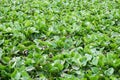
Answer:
[{"xmin": 0, "ymin": 0, "xmax": 120, "ymax": 80}]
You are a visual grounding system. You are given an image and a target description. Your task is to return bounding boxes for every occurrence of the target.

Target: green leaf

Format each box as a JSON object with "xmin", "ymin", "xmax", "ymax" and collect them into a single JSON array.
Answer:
[
  {"xmin": 49, "ymin": 67, "xmax": 58, "ymax": 73},
  {"xmin": 26, "ymin": 66, "xmax": 35, "ymax": 72},
  {"xmin": 0, "ymin": 48, "xmax": 3, "ymax": 59},
  {"xmin": 0, "ymin": 39, "xmax": 4, "ymax": 45},
  {"xmin": 98, "ymin": 54, "xmax": 105, "ymax": 67},
  {"xmin": 85, "ymin": 54, "xmax": 92, "ymax": 61},
  {"xmin": 91, "ymin": 67, "xmax": 100, "ymax": 74},
  {"xmin": 25, "ymin": 20, "xmax": 32, "ymax": 27},
  {"xmin": 0, "ymin": 64, "xmax": 6, "ymax": 69},
  {"xmin": 11, "ymin": 69, "xmax": 21, "ymax": 80},
  {"xmin": 81, "ymin": 56, "xmax": 87, "ymax": 66},
  {"xmin": 104, "ymin": 68, "xmax": 114, "ymax": 76},
  {"xmin": 54, "ymin": 60, "xmax": 64, "ymax": 71},
  {"xmin": 89, "ymin": 75, "xmax": 99, "ymax": 80},
  {"xmin": 91, "ymin": 57, "xmax": 99, "ymax": 66}
]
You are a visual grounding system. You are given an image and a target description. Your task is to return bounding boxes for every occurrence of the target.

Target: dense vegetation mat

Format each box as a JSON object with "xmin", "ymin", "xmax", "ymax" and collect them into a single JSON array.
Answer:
[{"xmin": 0, "ymin": 0, "xmax": 120, "ymax": 80}]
